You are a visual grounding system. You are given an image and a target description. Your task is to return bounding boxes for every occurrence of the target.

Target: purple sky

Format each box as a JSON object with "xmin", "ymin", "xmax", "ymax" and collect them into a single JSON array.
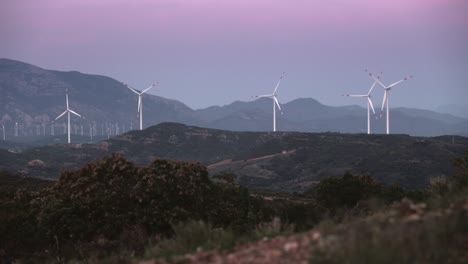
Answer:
[{"xmin": 1, "ymin": 0, "xmax": 467, "ymax": 110}]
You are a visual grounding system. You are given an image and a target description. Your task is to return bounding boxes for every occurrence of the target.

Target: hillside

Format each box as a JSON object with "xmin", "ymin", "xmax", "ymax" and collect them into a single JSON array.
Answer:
[
  {"xmin": 1, "ymin": 123, "xmax": 467, "ymax": 191},
  {"xmin": 1, "ymin": 136, "xmax": 467, "ymax": 263}
]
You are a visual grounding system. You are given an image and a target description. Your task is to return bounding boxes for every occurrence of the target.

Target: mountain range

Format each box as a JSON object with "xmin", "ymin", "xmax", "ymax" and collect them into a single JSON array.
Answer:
[{"xmin": 1, "ymin": 58, "xmax": 467, "ymax": 138}]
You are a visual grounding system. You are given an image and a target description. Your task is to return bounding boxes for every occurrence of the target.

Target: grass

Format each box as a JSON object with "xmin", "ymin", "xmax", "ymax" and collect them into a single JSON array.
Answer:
[
  {"xmin": 143, "ymin": 217, "xmax": 295, "ymax": 261},
  {"xmin": 309, "ymin": 197, "xmax": 468, "ymax": 264},
  {"xmin": 144, "ymin": 221, "xmax": 237, "ymax": 260}
]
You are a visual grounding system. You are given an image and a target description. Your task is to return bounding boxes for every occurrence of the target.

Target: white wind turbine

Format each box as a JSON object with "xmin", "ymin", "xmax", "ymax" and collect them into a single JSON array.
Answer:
[
  {"xmin": 342, "ymin": 72, "xmax": 382, "ymax": 134},
  {"xmin": 253, "ymin": 72, "xmax": 286, "ymax": 132},
  {"xmin": 367, "ymin": 70, "xmax": 413, "ymax": 134},
  {"xmin": 126, "ymin": 82, "xmax": 159, "ymax": 130},
  {"xmin": 89, "ymin": 124, "xmax": 93, "ymax": 141},
  {"xmin": 54, "ymin": 90, "xmax": 84, "ymax": 143}
]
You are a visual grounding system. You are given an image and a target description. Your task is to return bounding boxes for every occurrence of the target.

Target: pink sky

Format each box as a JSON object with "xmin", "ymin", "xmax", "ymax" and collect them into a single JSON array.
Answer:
[
  {"xmin": 3, "ymin": 0, "xmax": 466, "ymax": 44},
  {"xmin": 1, "ymin": 0, "xmax": 467, "ymax": 109}
]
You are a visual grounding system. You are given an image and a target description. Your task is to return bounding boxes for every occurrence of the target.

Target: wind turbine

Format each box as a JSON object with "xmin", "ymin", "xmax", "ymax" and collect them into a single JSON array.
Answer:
[
  {"xmin": 367, "ymin": 70, "xmax": 413, "ymax": 134},
  {"xmin": 126, "ymin": 82, "xmax": 159, "ymax": 130},
  {"xmin": 253, "ymin": 72, "xmax": 286, "ymax": 132},
  {"xmin": 89, "ymin": 124, "xmax": 93, "ymax": 141},
  {"xmin": 342, "ymin": 72, "xmax": 382, "ymax": 134},
  {"xmin": 54, "ymin": 90, "xmax": 84, "ymax": 143}
]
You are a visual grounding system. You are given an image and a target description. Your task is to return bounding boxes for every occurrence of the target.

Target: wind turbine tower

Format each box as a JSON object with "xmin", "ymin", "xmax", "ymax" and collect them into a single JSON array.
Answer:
[
  {"xmin": 367, "ymin": 70, "xmax": 413, "ymax": 134},
  {"xmin": 126, "ymin": 82, "xmax": 159, "ymax": 130},
  {"xmin": 89, "ymin": 124, "xmax": 93, "ymax": 141},
  {"xmin": 54, "ymin": 90, "xmax": 84, "ymax": 143},
  {"xmin": 342, "ymin": 71, "xmax": 381, "ymax": 134},
  {"xmin": 253, "ymin": 72, "xmax": 286, "ymax": 132}
]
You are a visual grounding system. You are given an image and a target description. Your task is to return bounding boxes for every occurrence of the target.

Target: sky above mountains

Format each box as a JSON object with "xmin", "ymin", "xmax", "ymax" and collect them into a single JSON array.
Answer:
[{"xmin": 1, "ymin": 0, "xmax": 467, "ymax": 110}]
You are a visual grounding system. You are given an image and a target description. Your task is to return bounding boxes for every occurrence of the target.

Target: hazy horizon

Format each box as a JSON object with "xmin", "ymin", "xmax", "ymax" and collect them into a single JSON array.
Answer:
[{"xmin": 1, "ymin": 0, "xmax": 467, "ymax": 110}]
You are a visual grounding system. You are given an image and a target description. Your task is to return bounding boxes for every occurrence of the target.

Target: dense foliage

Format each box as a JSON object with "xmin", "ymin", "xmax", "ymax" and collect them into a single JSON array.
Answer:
[
  {"xmin": 1, "ymin": 150, "xmax": 467, "ymax": 263},
  {"xmin": 0, "ymin": 155, "xmax": 270, "ymax": 261}
]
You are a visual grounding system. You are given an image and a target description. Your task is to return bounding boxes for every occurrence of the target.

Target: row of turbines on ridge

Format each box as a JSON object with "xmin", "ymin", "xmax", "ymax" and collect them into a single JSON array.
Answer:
[
  {"xmin": 52, "ymin": 82, "xmax": 159, "ymax": 143},
  {"xmin": 2, "ymin": 70, "xmax": 412, "ymax": 143},
  {"xmin": 1, "ymin": 121, "xmax": 132, "ymax": 140},
  {"xmin": 255, "ymin": 69, "xmax": 413, "ymax": 134}
]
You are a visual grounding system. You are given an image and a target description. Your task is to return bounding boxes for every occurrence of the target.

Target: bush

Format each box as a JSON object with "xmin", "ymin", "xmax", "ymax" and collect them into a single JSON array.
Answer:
[
  {"xmin": 136, "ymin": 159, "xmax": 213, "ymax": 231},
  {"xmin": 425, "ymin": 176, "xmax": 451, "ymax": 197},
  {"xmin": 452, "ymin": 150, "xmax": 468, "ymax": 190},
  {"xmin": 309, "ymin": 198, "xmax": 468, "ymax": 264},
  {"xmin": 34, "ymin": 154, "xmax": 141, "ymax": 244},
  {"xmin": 1, "ymin": 154, "xmax": 271, "ymax": 261},
  {"xmin": 311, "ymin": 173, "xmax": 382, "ymax": 210},
  {"xmin": 145, "ymin": 221, "xmax": 237, "ymax": 259}
]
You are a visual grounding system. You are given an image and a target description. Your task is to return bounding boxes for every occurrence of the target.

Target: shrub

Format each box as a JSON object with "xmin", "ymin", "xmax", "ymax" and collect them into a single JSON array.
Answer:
[
  {"xmin": 452, "ymin": 150, "xmax": 468, "ymax": 190},
  {"xmin": 136, "ymin": 159, "xmax": 213, "ymax": 230},
  {"xmin": 5, "ymin": 154, "xmax": 270, "ymax": 260},
  {"xmin": 34, "ymin": 154, "xmax": 141, "ymax": 244},
  {"xmin": 311, "ymin": 173, "xmax": 382, "ymax": 210},
  {"xmin": 309, "ymin": 198, "xmax": 468, "ymax": 264},
  {"xmin": 145, "ymin": 221, "xmax": 237, "ymax": 259},
  {"xmin": 425, "ymin": 176, "xmax": 451, "ymax": 197}
]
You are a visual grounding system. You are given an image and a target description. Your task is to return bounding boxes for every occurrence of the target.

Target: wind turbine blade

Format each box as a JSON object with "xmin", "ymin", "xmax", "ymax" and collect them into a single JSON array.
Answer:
[
  {"xmin": 368, "ymin": 97, "xmax": 376, "ymax": 114},
  {"xmin": 381, "ymin": 91, "xmax": 388, "ymax": 113},
  {"xmin": 66, "ymin": 93, "xmax": 69, "ymax": 110},
  {"xmin": 366, "ymin": 70, "xmax": 386, "ymax": 88},
  {"xmin": 367, "ymin": 79, "xmax": 378, "ymax": 95},
  {"xmin": 253, "ymin": 94, "xmax": 273, "ymax": 98},
  {"xmin": 273, "ymin": 96, "xmax": 282, "ymax": 111},
  {"xmin": 141, "ymin": 82, "xmax": 157, "ymax": 94},
  {"xmin": 273, "ymin": 72, "xmax": 285, "ymax": 94},
  {"xmin": 388, "ymin": 75, "xmax": 413, "ymax": 88},
  {"xmin": 69, "ymin": 110, "xmax": 82, "ymax": 118},
  {"xmin": 138, "ymin": 96, "xmax": 142, "ymax": 112},
  {"xmin": 343, "ymin": 94, "xmax": 368, "ymax": 97},
  {"xmin": 55, "ymin": 110, "xmax": 68, "ymax": 121},
  {"xmin": 126, "ymin": 85, "xmax": 140, "ymax": 95}
]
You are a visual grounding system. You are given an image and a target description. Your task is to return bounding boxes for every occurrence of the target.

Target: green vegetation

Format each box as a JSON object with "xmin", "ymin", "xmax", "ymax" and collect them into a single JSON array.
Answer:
[
  {"xmin": 0, "ymin": 155, "xmax": 273, "ymax": 262},
  {"xmin": 0, "ymin": 150, "xmax": 467, "ymax": 263},
  {"xmin": 2, "ymin": 123, "xmax": 468, "ymax": 192},
  {"xmin": 308, "ymin": 150, "xmax": 468, "ymax": 264}
]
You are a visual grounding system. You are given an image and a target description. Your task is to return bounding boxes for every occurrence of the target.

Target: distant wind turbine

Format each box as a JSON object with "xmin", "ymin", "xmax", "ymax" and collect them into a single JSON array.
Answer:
[
  {"xmin": 342, "ymin": 71, "xmax": 382, "ymax": 134},
  {"xmin": 126, "ymin": 82, "xmax": 159, "ymax": 130},
  {"xmin": 366, "ymin": 70, "xmax": 413, "ymax": 134},
  {"xmin": 54, "ymin": 90, "xmax": 84, "ymax": 143},
  {"xmin": 1, "ymin": 123, "xmax": 5, "ymax": 140},
  {"xmin": 89, "ymin": 124, "xmax": 93, "ymax": 141},
  {"xmin": 253, "ymin": 72, "xmax": 286, "ymax": 132}
]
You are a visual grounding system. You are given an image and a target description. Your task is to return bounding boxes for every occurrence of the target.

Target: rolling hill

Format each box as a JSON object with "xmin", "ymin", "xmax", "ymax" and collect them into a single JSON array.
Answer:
[{"xmin": 1, "ymin": 123, "xmax": 467, "ymax": 192}]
